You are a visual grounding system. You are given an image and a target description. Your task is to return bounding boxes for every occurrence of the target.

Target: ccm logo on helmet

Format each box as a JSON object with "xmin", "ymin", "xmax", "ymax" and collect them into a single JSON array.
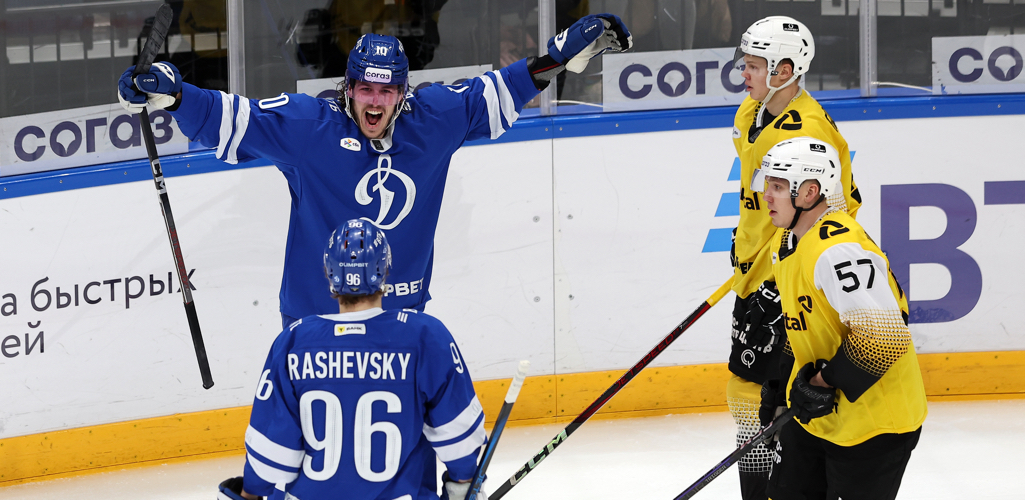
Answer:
[
  {"xmin": 364, "ymin": 68, "xmax": 393, "ymax": 83},
  {"xmin": 803, "ymin": 166, "xmax": 825, "ymax": 174}
]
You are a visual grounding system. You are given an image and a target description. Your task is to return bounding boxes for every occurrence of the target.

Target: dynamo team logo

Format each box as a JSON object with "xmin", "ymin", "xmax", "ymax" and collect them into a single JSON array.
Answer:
[{"xmin": 355, "ymin": 154, "xmax": 416, "ymax": 230}]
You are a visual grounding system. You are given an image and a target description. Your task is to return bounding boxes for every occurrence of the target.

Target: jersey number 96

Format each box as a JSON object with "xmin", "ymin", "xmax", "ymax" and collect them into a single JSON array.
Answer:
[{"xmin": 299, "ymin": 390, "xmax": 403, "ymax": 482}]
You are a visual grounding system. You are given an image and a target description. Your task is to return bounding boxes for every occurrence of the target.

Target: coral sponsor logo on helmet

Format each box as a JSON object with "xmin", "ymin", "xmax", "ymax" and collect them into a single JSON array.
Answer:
[
  {"xmin": 809, "ymin": 143, "xmax": 826, "ymax": 153},
  {"xmin": 782, "ymin": 23, "xmax": 799, "ymax": 32},
  {"xmin": 364, "ymin": 68, "xmax": 393, "ymax": 83}
]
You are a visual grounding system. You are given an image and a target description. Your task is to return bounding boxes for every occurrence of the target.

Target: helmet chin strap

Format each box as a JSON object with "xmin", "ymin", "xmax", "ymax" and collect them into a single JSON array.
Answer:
[
  {"xmin": 787, "ymin": 194, "xmax": 825, "ymax": 230},
  {"xmin": 755, "ymin": 68, "xmax": 801, "ymax": 126}
]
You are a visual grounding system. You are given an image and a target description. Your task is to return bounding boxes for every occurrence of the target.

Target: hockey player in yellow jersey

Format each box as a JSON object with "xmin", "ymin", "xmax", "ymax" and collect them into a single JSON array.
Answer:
[
  {"xmin": 752, "ymin": 138, "xmax": 926, "ymax": 500},
  {"xmin": 724, "ymin": 16, "xmax": 862, "ymax": 500}
]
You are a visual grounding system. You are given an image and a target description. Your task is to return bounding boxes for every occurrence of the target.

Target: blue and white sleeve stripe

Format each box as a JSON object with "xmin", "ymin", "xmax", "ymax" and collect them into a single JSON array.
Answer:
[
  {"xmin": 480, "ymin": 71, "xmax": 521, "ymax": 140},
  {"xmin": 214, "ymin": 92, "xmax": 252, "ymax": 165},
  {"xmin": 244, "ymin": 425, "xmax": 303, "ymax": 485},
  {"xmin": 424, "ymin": 395, "xmax": 487, "ymax": 462}
]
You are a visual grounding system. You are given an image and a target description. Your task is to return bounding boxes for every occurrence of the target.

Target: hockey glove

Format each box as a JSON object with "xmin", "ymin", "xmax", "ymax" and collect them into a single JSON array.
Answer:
[
  {"xmin": 217, "ymin": 476, "xmax": 262, "ymax": 500},
  {"xmin": 528, "ymin": 13, "xmax": 632, "ymax": 90},
  {"xmin": 740, "ymin": 280, "xmax": 784, "ymax": 347},
  {"xmin": 441, "ymin": 471, "xmax": 488, "ymax": 500},
  {"xmin": 118, "ymin": 62, "xmax": 182, "ymax": 113},
  {"xmin": 789, "ymin": 360, "xmax": 837, "ymax": 424},
  {"xmin": 550, "ymin": 14, "xmax": 632, "ymax": 73}
]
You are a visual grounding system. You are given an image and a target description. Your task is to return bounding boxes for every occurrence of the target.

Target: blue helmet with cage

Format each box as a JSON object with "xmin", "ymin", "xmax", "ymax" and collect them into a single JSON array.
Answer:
[
  {"xmin": 343, "ymin": 34, "xmax": 409, "ymax": 127},
  {"xmin": 324, "ymin": 219, "xmax": 392, "ymax": 297}
]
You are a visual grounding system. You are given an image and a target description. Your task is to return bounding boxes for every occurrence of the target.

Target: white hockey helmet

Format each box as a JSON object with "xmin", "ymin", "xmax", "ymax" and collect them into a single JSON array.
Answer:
[
  {"xmin": 734, "ymin": 16, "xmax": 815, "ymax": 97},
  {"xmin": 752, "ymin": 137, "xmax": 841, "ymax": 199}
]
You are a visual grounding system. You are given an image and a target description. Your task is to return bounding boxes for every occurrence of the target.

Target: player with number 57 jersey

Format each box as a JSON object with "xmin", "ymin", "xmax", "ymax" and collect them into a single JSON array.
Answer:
[{"xmin": 237, "ymin": 221, "xmax": 485, "ymax": 500}]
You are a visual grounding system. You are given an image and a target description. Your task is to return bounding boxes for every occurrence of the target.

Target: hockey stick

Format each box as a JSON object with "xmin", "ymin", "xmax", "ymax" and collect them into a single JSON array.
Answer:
[
  {"xmin": 467, "ymin": 360, "xmax": 530, "ymax": 500},
  {"xmin": 671, "ymin": 407, "xmax": 797, "ymax": 500},
  {"xmin": 133, "ymin": 3, "xmax": 214, "ymax": 389},
  {"xmin": 489, "ymin": 277, "xmax": 735, "ymax": 500}
]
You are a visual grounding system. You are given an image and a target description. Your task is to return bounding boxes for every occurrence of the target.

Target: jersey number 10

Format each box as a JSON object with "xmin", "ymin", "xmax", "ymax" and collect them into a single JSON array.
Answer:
[{"xmin": 300, "ymin": 390, "xmax": 403, "ymax": 482}]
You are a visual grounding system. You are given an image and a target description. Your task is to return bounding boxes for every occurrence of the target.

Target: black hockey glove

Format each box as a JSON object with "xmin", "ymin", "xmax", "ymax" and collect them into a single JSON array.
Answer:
[
  {"xmin": 789, "ymin": 360, "xmax": 837, "ymax": 424},
  {"xmin": 759, "ymin": 378, "xmax": 788, "ymax": 445},
  {"xmin": 218, "ymin": 476, "xmax": 261, "ymax": 500},
  {"xmin": 740, "ymin": 281, "xmax": 784, "ymax": 346}
]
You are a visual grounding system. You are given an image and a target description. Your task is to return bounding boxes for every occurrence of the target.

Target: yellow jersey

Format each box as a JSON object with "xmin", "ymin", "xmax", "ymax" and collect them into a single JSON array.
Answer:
[
  {"xmin": 732, "ymin": 91, "xmax": 861, "ymax": 300},
  {"xmin": 770, "ymin": 210, "xmax": 927, "ymax": 446}
]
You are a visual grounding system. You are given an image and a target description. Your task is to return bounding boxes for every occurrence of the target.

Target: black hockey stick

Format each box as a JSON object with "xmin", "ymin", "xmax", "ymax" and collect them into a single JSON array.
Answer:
[
  {"xmin": 489, "ymin": 277, "xmax": 734, "ymax": 500},
  {"xmin": 672, "ymin": 407, "xmax": 798, "ymax": 500},
  {"xmin": 133, "ymin": 3, "xmax": 214, "ymax": 389},
  {"xmin": 466, "ymin": 360, "xmax": 530, "ymax": 500}
]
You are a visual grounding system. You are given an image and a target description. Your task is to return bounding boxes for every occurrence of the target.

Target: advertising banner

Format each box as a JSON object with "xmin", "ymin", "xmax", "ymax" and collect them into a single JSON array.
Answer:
[
  {"xmin": 933, "ymin": 34, "xmax": 1025, "ymax": 95},
  {"xmin": 602, "ymin": 48, "xmax": 746, "ymax": 112},
  {"xmin": 0, "ymin": 104, "xmax": 189, "ymax": 177}
]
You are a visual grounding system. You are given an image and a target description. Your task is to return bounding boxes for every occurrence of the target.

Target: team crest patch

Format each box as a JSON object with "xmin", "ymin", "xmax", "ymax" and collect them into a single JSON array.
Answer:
[
  {"xmin": 341, "ymin": 138, "xmax": 361, "ymax": 151},
  {"xmin": 335, "ymin": 324, "xmax": 366, "ymax": 336},
  {"xmin": 732, "ymin": 126, "xmax": 741, "ymax": 139}
]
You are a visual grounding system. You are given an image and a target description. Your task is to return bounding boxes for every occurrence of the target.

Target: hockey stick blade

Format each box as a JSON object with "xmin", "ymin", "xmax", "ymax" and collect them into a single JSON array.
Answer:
[
  {"xmin": 489, "ymin": 277, "xmax": 734, "ymax": 500},
  {"xmin": 134, "ymin": 3, "xmax": 214, "ymax": 390},
  {"xmin": 672, "ymin": 407, "xmax": 798, "ymax": 500},
  {"xmin": 133, "ymin": 4, "xmax": 172, "ymax": 76},
  {"xmin": 466, "ymin": 360, "xmax": 529, "ymax": 500}
]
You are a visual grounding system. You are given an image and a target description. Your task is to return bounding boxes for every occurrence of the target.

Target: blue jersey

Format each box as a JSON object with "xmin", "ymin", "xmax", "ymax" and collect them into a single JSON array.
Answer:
[
  {"xmin": 242, "ymin": 308, "xmax": 485, "ymax": 500},
  {"xmin": 169, "ymin": 60, "xmax": 540, "ymax": 318}
]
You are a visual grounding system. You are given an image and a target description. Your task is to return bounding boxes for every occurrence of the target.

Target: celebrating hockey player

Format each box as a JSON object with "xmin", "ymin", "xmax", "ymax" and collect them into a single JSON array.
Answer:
[
  {"xmin": 752, "ymin": 138, "xmax": 926, "ymax": 500},
  {"xmin": 118, "ymin": 16, "xmax": 631, "ymax": 329},
  {"xmin": 725, "ymin": 16, "xmax": 862, "ymax": 500},
  {"xmin": 217, "ymin": 219, "xmax": 490, "ymax": 500}
]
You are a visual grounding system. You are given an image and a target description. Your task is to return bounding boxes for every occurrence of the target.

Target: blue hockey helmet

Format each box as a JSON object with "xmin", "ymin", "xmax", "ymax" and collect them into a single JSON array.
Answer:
[
  {"xmin": 346, "ymin": 33, "xmax": 409, "ymax": 87},
  {"xmin": 324, "ymin": 219, "xmax": 392, "ymax": 297}
]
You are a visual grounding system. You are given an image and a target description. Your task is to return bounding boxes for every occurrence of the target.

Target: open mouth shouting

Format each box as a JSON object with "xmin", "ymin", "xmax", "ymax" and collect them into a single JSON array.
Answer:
[{"xmin": 364, "ymin": 109, "xmax": 384, "ymax": 130}]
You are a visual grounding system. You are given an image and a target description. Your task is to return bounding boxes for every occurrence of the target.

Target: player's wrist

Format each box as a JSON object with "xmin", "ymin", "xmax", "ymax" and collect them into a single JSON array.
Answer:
[{"xmin": 526, "ymin": 54, "xmax": 565, "ymax": 91}]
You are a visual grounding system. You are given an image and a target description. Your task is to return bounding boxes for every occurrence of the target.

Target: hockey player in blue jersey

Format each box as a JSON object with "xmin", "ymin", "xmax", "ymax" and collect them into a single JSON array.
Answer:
[
  {"xmin": 217, "ymin": 219, "xmax": 489, "ymax": 500},
  {"xmin": 118, "ymin": 16, "xmax": 631, "ymax": 329}
]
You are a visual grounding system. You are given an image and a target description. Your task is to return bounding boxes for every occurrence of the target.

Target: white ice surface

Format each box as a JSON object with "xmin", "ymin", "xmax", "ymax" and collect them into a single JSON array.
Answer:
[{"xmin": 2, "ymin": 399, "xmax": 1022, "ymax": 499}]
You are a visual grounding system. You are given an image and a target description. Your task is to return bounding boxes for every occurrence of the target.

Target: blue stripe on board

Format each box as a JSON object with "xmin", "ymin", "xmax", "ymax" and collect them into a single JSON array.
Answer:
[
  {"xmin": 0, "ymin": 152, "xmax": 272, "ymax": 200},
  {"xmin": 727, "ymin": 158, "xmax": 740, "ymax": 181},
  {"xmin": 714, "ymin": 192, "xmax": 740, "ymax": 217},
  {"xmin": 3, "ymin": 93, "xmax": 1024, "ymax": 200},
  {"xmin": 702, "ymin": 227, "xmax": 734, "ymax": 253}
]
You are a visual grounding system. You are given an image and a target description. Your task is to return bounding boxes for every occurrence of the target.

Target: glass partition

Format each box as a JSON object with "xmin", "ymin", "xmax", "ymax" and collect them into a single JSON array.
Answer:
[
  {"xmin": 0, "ymin": 0, "xmax": 229, "ymax": 118},
  {"xmin": 244, "ymin": 0, "xmax": 538, "ymax": 100},
  {"xmin": 877, "ymin": 0, "xmax": 1024, "ymax": 93}
]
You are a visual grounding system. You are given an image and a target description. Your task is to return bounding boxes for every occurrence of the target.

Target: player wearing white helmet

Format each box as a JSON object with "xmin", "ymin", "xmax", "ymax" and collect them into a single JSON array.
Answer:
[
  {"xmin": 753, "ymin": 138, "xmax": 926, "ymax": 500},
  {"xmin": 724, "ymin": 16, "xmax": 863, "ymax": 500}
]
